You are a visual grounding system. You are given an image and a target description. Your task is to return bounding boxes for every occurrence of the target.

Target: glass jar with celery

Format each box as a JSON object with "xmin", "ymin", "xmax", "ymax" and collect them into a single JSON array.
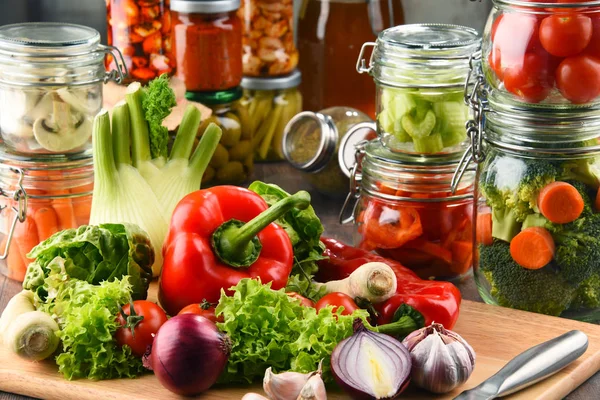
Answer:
[{"xmin": 356, "ymin": 24, "xmax": 481, "ymax": 155}]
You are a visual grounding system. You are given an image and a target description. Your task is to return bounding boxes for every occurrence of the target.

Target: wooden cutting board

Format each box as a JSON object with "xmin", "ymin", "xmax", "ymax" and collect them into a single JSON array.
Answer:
[{"xmin": 2, "ymin": 288, "xmax": 600, "ymax": 400}]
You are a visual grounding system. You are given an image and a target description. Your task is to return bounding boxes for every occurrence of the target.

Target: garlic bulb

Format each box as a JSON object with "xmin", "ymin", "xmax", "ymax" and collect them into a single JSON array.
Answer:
[
  {"xmin": 296, "ymin": 373, "xmax": 327, "ymax": 400},
  {"xmin": 263, "ymin": 367, "xmax": 313, "ymax": 400},
  {"xmin": 402, "ymin": 323, "xmax": 475, "ymax": 394}
]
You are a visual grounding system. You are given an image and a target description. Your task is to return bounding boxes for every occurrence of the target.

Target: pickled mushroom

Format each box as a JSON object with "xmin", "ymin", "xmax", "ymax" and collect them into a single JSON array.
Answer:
[{"xmin": 32, "ymin": 100, "xmax": 92, "ymax": 152}]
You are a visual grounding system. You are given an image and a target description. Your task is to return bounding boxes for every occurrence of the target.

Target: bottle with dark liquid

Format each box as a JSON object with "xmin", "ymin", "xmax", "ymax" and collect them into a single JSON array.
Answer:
[{"xmin": 297, "ymin": 0, "xmax": 404, "ymax": 118}]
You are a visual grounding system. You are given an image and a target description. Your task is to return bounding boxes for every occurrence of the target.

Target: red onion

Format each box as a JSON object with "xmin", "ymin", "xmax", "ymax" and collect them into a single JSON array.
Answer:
[
  {"xmin": 148, "ymin": 314, "xmax": 230, "ymax": 396},
  {"xmin": 331, "ymin": 319, "xmax": 411, "ymax": 399}
]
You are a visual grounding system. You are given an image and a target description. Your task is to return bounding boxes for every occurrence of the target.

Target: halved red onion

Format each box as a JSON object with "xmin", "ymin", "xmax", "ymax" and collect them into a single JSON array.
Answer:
[{"xmin": 331, "ymin": 320, "xmax": 411, "ymax": 399}]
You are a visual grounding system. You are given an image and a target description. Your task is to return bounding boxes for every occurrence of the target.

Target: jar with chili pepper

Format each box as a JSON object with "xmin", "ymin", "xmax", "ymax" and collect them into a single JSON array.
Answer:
[
  {"xmin": 171, "ymin": 0, "xmax": 243, "ymax": 92},
  {"xmin": 340, "ymin": 140, "xmax": 475, "ymax": 281},
  {"xmin": 186, "ymin": 88, "xmax": 252, "ymax": 185},
  {"xmin": 241, "ymin": 70, "xmax": 302, "ymax": 162},
  {"xmin": 0, "ymin": 149, "xmax": 94, "ymax": 282},
  {"xmin": 106, "ymin": 0, "xmax": 175, "ymax": 84},
  {"xmin": 356, "ymin": 24, "xmax": 480, "ymax": 156}
]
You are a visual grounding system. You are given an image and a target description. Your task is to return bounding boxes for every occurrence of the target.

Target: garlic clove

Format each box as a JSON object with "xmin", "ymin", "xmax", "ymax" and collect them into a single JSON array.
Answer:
[
  {"xmin": 263, "ymin": 367, "xmax": 313, "ymax": 400},
  {"xmin": 296, "ymin": 373, "xmax": 327, "ymax": 400}
]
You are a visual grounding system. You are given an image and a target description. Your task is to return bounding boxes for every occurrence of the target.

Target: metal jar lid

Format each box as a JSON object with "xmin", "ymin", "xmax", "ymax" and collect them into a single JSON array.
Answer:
[
  {"xmin": 171, "ymin": 0, "xmax": 241, "ymax": 13},
  {"xmin": 186, "ymin": 87, "xmax": 243, "ymax": 105},
  {"xmin": 242, "ymin": 70, "xmax": 302, "ymax": 91}
]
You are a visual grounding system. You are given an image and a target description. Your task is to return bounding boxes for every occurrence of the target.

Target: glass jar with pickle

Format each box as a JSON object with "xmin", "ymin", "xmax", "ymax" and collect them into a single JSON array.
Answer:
[
  {"xmin": 0, "ymin": 149, "xmax": 94, "ymax": 282},
  {"xmin": 106, "ymin": 0, "xmax": 175, "ymax": 84},
  {"xmin": 242, "ymin": 70, "xmax": 302, "ymax": 162},
  {"xmin": 340, "ymin": 140, "xmax": 475, "ymax": 281},
  {"xmin": 186, "ymin": 88, "xmax": 252, "ymax": 185},
  {"xmin": 357, "ymin": 24, "xmax": 480, "ymax": 156}
]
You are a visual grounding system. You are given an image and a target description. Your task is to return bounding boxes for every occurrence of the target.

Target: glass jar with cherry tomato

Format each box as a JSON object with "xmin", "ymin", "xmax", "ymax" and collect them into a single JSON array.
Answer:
[
  {"xmin": 484, "ymin": 0, "xmax": 600, "ymax": 106},
  {"xmin": 454, "ymin": 96, "xmax": 600, "ymax": 321},
  {"xmin": 106, "ymin": 0, "xmax": 176, "ymax": 84},
  {"xmin": 356, "ymin": 24, "xmax": 480, "ymax": 155},
  {"xmin": 340, "ymin": 140, "xmax": 476, "ymax": 281}
]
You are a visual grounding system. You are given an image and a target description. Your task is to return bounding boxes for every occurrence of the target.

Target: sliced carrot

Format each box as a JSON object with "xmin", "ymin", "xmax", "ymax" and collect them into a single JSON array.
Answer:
[
  {"xmin": 72, "ymin": 197, "xmax": 92, "ymax": 227},
  {"xmin": 33, "ymin": 207, "xmax": 60, "ymax": 241},
  {"xmin": 538, "ymin": 181, "xmax": 584, "ymax": 224},
  {"xmin": 403, "ymin": 238, "xmax": 453, "ymax": 266},
  {"xmin": 14, "ymin": 213, "xmax": 39, "ymax": 261},
  {"xmin": 6, "ymin": 237, "xmax": 27, "ymax": 281},
  {"xmin": 510, "ymin": 227, "xmax": 555, "ymax": 270},
  {"xmin": 450, "ymin": 240, "xmax": 473, "ymax": 275},
  {"xmin": 476, "ymin": 212, "xmax": 493, "ymax": 246},
  {"xmin": 363, "ymin": 202, "xmax": 423, "ymax": 249}
]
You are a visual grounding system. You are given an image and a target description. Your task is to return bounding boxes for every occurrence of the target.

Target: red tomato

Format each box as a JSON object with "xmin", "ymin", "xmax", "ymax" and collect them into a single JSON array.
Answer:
[
  {"xmin": 178, "ymin": 302, "xmax": 224, "ymax": 323},
  {"xmin": 488, "ymin": 46, "xmax": 505, "ymax": 79},
  {"xmin": 286, "ymin": 292, "xmax": 315, "ymax": 307},
  {"xmin": 539, "ymin": 14, "xmax": 592, "ymax": 57},
  {"xmin": 315, "ymin": 293, "xmax": 360, "ymax": 316},
  {"xmin": 115, "ymin": 301, "xmax": 168, "ymax": 358},
  {"xmin": 492, "ymin": 13, "xmax": 541, "ymax": 59},
  {"xmin": 503, "ymin": 52, "xmax": 555, "ymax": 103},
  {"xmin": 583, "ymin": 16, "xmax": 600, "ymax": 57},
  {"xmin": 556, "ymin": 54, "xmax": 600, "ymax": 103}
]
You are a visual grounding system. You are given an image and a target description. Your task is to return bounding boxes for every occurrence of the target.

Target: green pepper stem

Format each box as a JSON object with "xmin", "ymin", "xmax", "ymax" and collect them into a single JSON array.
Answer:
[
  {"xmin": 213, "ymin": 190, "xmax": 311, "ymax": 268},
  {"xmin": 372, "ymin": 315, "xmax": 419, "ymax": 338}
]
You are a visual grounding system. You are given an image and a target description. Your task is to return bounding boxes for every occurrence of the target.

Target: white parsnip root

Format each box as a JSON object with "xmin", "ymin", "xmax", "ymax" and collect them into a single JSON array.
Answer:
[{"xmin": 314, "ymin": 262, "xmax": 398, "ymax": 304}]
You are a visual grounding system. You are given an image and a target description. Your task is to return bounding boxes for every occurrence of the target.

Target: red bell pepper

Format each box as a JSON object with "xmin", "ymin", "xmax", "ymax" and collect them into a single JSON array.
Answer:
[
  {"xmin": 317, "ymin": 237, "xmax": 461, "ymax": 329},
  {"xmin": 158, "ymin": 186, "xmax": 311, "ymax": 315}
]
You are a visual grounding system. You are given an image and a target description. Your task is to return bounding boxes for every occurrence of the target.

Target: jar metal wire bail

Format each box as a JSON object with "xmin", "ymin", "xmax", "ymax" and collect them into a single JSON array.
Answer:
[
  {"xmin": 0, "ymin": 166, "xmax": 27, "ymax": 260},
  {"xmin": 99, "ymin": 44, "xmax": 129, "ymax": 84},
  {"xmin": 451, "ymin": 52, "xmax": 487, "ymax": 194},
  {"xmin": 356, "ymin": 42, "xmax": 376, "ymax": 74},
  {"xmin": 339, "ymin": 141, "xmax": 367, "ymax": 224}
]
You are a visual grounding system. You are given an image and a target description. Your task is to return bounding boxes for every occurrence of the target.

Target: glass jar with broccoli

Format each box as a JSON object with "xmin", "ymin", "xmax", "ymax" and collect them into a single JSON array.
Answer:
[
  {"xmin": 356, "ymin": 24, "xmax": 480, "ymax": 155},
  {"xmin": 474, "ymin": 109, "xmax": 600, "ymax": 322}
]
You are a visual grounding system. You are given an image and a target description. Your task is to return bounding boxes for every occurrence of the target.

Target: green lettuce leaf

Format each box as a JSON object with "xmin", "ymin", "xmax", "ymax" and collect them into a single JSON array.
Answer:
[
  {"xmin": 248, "ymin": 181, "xmax": 327, "ymax": 301},
  {"xmin": 38, "ymin": 257, "xmax": 145, "ymax": 380},
  {"xmin": 23, "ymin": 223, "xmax": 153, "ymax": 301},
  {"xmin": 216, "ymin": 278, "xmax": 368, "ymax": 383}
]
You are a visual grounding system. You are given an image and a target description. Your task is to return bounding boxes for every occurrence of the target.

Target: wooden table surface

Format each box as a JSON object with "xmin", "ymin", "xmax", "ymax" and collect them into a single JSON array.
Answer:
[{"xmin": 1, "ymin": 162, "xmax": 600, "ymax": 400}]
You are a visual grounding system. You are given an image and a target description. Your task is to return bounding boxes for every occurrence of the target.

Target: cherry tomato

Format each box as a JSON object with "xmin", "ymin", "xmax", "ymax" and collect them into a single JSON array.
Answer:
[
  {"xmin": 539, "ymin": 14, "xmax": 592, "ymax": 57},
  {"xmin": 178, "ymin": 301, "xmax": 224, "ymax": 323},
  {"xmin": 488, "ymin": 47, "xmax": 504, "ymax": 79},
  {"xmin": 583, "ymin": 16, "xmax": 600, "ymax": 57},
  {"xmin": 556, "ymin": 54, "xmax": 600, "ymax": 103},
  {"xmin": 115, "ymin": 300, "xmax": 168, "ymax": 358},
  {"xmin": 315, "ymin": 293, "xmax": 360, "ymax": 316},
  {"xmin": 286, "ymin": 292, "xmax": 315, "ymax": 307},
  {"xmin": 503, "ymin": 52, "xmax": 555, "ymax": 103},
  {"xmin": 492, "ymin": 13, "xmax": 541, "ymax": 59}
]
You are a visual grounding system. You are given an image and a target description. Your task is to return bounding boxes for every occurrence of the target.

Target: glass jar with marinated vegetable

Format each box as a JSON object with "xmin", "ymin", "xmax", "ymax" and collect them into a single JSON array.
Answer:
[
  {"xmin": 283, "ymin": 106, "xmax": 377, "ymax": 198},
  {"xmin": 0, "ymin": 23, "xmax": 127, "ymax": 155},
  {"xmin": 171, "ymin": 0, "xmax": 243, "ymax": 92},
  {"xmin": 340, "ymin": 140, "xmax": 475, "ymax": 281},
  {"xmin": 106, "ymin": 0, "xmax": 175, "ymax": 84},
  {"xmin": 357, "ymin": 24, "xmax": 480, "ymax": 155},
  {"xmin": 186, "ymin": 88, "xmax": 252, "ymax": 185},
  {"xmin": 242, "ymin": 70, "xmax": 302, "ymax": 162},
  {"xmin": 0, "ymin": 149, "xmax": 94, "ymax": 282},
  {"xmin": 459, "ymin": 102, "xmax": 600, "ymax": 321},
  {"xmin": 483, "ymin": 0, "xmax": 600, "ymax": 106},
  {"xmin": 239, "ymin": 0, "xmax": 298, "ymax": 77}
]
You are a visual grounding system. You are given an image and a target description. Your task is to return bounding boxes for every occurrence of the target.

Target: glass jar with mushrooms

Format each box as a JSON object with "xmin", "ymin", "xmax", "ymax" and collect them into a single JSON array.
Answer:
[{"xmin": 0, "ymin": 23, "xmax": 127, "ymax": 155}]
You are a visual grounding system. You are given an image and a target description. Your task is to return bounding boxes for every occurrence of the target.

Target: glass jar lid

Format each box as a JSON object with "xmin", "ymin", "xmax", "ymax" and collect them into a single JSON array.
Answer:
[
  {"xmin": 358, "ymin": 24, "xmax": 481, "ymax": 88},
  {"xmin": 171, "ymin": 0, "xmax": 241, "ymax": 13},
  {"xmin": 186, "ymin": 87, "xmax": 243, "ymax": 105},
  {"xmin": 0, "ymin": 23, "xmax": 100, "ymax": 56},
  {"xmin": 242, "ymin": 70, "xmax": 302, "ymax": 91}
]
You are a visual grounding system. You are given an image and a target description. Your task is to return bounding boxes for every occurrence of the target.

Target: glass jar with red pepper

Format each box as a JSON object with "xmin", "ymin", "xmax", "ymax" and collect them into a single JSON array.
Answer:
[
  {"xmin": 171, "ymin": 0, "xmax": 243, "ymax": 92},
  {"xmin": 106, "ymin": 0, "xmax": 175, "ymax": 84},
  {"xmin": 340, "ymin": 140, "xmax": 475, "ymax": 281}
]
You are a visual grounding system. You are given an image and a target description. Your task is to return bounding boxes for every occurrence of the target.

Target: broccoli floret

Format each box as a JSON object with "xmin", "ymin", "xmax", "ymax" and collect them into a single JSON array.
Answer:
[
  {"xmin": 571, "ymin": 274, "xmax": 600, "ymax": 310},
  {"xmin": 479, "ymin": 241, "xmax": 576, "ymax": 316},
  {"xmin": 560, "ymin": 157, "xmax": 600, "ymax": 189},
  {"xmin": 491, "ymin": 207, "xmax": 521, "ymax": 242}
]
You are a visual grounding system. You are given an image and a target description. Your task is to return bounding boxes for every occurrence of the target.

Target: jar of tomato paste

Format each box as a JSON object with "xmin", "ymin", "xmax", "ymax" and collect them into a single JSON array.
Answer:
[
  {"xmin": 340, "ymin": 140, "xmax": 475, "ymax": 281},
  {"xmin": 484, "ymin": 0, "xmax": 600, "ymax": 106},
  {"xmin": 106, "ymin": 0, "xmax": 175, "ymax": 84},
  {"xmin": 172, "ymin": 0, "xmax": 243, "ymax": 92},
  {"xmin": 0, "ymin": 149, "xmax": 94, "ymax": 282}
]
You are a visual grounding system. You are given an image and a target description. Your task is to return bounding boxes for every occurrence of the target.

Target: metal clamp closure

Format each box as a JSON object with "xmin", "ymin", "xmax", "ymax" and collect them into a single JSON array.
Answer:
[
  {"xmin": 356, "ymin": 42, "xmax": 376, "ymax": 74},
  {"xmin": 339, "ymin": 143, "xmax": 366, "ymax": 225},
  {"xmin": 100, "ymin": 44, "xmax": 128, "ymax": 84},
  {"xmin": 0, "ymin": 166, "xmax": 27, "ymax": 260}
]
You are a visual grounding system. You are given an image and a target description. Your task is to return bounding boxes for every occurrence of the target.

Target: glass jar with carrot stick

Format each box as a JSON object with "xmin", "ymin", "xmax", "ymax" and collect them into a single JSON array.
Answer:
[
  {"xmin": 340, "ymin": 140, "xmax": 475, "ymax": 281},
  {"xmin": 454, "ymin": 93, "xmax": 600, "ymax": 321},
  {"xmin": 0, "ymin": 149, "xmax": 93, "ymax": 282}
]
